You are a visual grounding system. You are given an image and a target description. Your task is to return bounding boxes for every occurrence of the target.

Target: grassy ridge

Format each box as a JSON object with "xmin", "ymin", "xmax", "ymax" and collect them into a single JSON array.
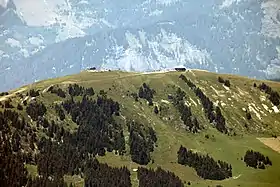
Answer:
[{"xmin": 2, "ymin": 70, "xmax": 280, "ymax": 186}]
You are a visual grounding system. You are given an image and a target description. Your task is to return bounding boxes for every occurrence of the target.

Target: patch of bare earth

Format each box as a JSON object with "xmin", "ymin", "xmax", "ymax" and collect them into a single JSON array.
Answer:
[{"xmin": 257, "ymin": 137, "xmax": 280, "ymax": 154}]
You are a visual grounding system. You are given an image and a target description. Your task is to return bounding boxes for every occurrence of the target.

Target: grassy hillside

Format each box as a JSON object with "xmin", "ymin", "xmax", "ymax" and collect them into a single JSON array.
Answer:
[{"xmin": 1, "ymin": 69, "xmax": 280, "ymax": 187}]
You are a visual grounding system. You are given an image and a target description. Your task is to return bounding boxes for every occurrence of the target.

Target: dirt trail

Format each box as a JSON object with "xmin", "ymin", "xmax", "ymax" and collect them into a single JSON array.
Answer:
[
  {"xmin": 0, "ymin": 87, "xmax": 27, "ymax": 102},
  {"xmin": 60, "ymin": 81, "xmax": 77, "ymax": 85},
  {"xmin": 257, "ymin": 137, "xmax": 280, "ymax": 154},
  {"xmin": 60, "ymin": 72, "xmax": 142, "ymax": 85}
]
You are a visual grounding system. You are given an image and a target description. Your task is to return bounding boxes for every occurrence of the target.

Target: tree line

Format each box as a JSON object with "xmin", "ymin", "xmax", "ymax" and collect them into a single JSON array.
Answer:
[
  {"xmin": 257, "ymin": 83, "xmax": 280, "ymax": 106},
  {"xmin": 68, "ymin": 84, "xmax": 95, "ymax": 97},
  {"xmin": 1, "ymin": 83, "xmax": 185, "ymax": 187},
  {"xmin": 84, "ymin": 159, "xmax": 131, "ymax": 187},
  {"xmin": 37, "ymin": 136, "xmax": 131, "ymax": 186},
  {"xmin": 244, "ymin": 150, "xmax": 272, "ymax": 169},
  {"xmin": 179, "ymin": 74, "xmax": 228, "ymax": 134},
  {"xmin": 137, "ymin": 167, "xmax": 184, "ymax": 187},
  {"xmin": 138, "ymin": 83, "xmax": 156, "ymax": 105},
  {"xmin": 0, "ymin": 84, "xmax": 129, "ymax": 186},
  {"xmin": 34, "ymin": 92, "xmax": 128, "ymax": 186},
  {"xmin": 171, "ymin": 87, "xmax": 201, "ymax": 133},
  {"xmin": 2, "ymin": 80, "xmax": 251, "ymax": 186},
  {"xmin": 128, "ymin": 121, "xmax": 157, "ymax": 165},
  {"xmin": 62, "ymin": 94, "xmax": 125, "ymax": 155},
  {"xmin": 177, "ymin": 145, "xmax": 232, "ymax": 180}
]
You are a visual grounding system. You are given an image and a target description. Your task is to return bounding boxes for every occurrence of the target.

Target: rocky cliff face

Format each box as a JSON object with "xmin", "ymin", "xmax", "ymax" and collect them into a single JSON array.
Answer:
[{"xmin": 1, "ymin": 0, "xmax": 280, "ymax": 91}]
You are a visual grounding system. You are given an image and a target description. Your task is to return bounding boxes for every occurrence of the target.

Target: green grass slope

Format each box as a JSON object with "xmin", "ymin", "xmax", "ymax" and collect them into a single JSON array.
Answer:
[{"xmin": 1, "ymin": 69, "xmax": 280, "ymax": 187}]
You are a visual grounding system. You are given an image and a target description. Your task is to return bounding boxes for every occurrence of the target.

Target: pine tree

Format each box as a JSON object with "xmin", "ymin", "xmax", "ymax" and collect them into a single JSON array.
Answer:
[
  {"xmin": 224, "ymin": 80, "xmax": 231, "ymax": 87},
  {"xmin": 154, "ymin": 106, "xmax": 159, "ymax": 114}
]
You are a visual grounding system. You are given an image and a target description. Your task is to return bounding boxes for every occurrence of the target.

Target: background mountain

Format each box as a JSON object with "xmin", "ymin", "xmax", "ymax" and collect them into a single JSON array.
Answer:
[{"xmin": 1, "ymin": 0, "xmax": 280, "ymax": 92}]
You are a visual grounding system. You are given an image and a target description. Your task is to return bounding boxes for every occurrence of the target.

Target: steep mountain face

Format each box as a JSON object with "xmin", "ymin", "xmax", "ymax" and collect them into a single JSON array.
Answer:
[
  {"xmin": 1, "ymin": 0, "xmax": 280, "ymax": 91},
  {"xmin": 1, "ymin": 70, "xmax": 280, "ymax": 186}
]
